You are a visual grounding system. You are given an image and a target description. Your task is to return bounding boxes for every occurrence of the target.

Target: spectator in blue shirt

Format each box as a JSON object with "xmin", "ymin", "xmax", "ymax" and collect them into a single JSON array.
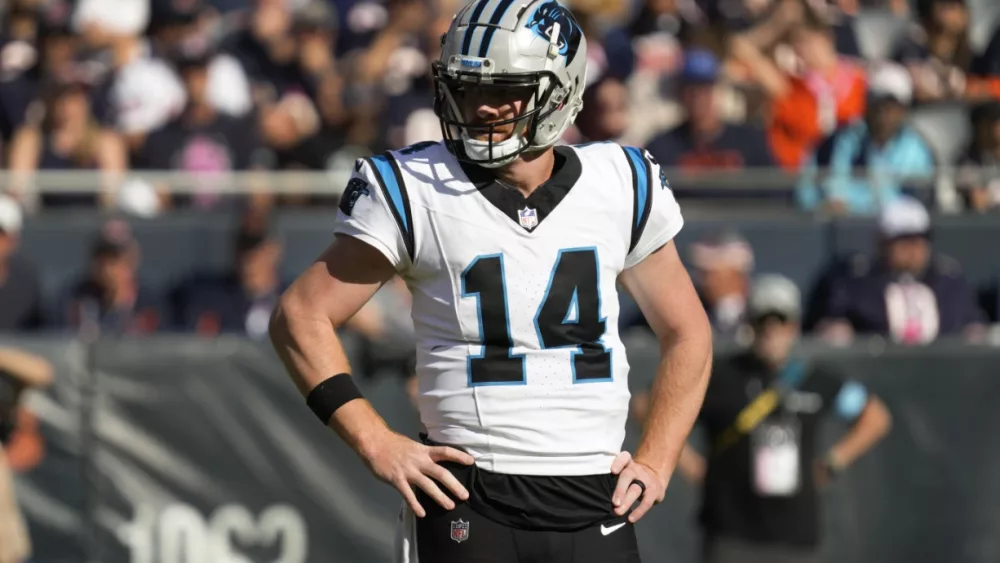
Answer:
[
  {"xmin": 647, "ymin": 49, "xmax": 775, "ymax": 173},
  {"xmin": 797, "ymin": 63, "xmax": 935, "ymax": 215}
]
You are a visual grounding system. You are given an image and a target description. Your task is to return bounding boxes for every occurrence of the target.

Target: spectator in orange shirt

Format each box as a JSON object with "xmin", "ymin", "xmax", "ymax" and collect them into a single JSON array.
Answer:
[{"xmin": 732, "ymin": 9, "xmax": 867, "ymax": 171}]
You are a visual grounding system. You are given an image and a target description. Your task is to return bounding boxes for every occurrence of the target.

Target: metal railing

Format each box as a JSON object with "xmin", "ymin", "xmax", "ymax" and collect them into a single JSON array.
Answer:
[{"xmin": 0, "ymin": 165, "xmax": 973, "ymax": 211}]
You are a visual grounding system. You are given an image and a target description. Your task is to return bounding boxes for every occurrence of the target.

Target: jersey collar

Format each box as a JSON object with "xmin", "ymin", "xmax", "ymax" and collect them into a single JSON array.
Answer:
[{"xmin": 457, "ymin": 145, "xmax": 583, "ymax": 233}]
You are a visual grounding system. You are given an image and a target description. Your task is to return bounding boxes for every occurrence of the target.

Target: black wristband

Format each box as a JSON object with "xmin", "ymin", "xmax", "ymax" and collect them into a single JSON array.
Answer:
[{"xmin": 306, "ymin": 374, "xmax": 363, "ymax": 425}]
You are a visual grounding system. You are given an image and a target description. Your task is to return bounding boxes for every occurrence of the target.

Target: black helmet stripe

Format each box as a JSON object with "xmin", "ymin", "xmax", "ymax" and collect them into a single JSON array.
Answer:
[
  {"xmin": 461, "ymin": 0, "xmax": 491, "ymax": 56},
  {"xmin": 477, "ymin": 0, "xmax": 517, "ymax": 57}
]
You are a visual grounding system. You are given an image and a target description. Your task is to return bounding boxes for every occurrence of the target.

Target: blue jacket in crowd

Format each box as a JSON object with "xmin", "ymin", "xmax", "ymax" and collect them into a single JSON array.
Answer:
[{"xmin": 797, "ymin": 121, "xmax": 935, "ymax": 215}]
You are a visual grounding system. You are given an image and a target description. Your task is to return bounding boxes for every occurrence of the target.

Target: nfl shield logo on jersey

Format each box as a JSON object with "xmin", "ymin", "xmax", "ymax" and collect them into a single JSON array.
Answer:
[
  {"xmin": 518, "ymin": 207, "xmax": 538, "ymax": 230},
  {"xmin": 450, "ymin": 519, "xmax": 470, "ymax": 543}
]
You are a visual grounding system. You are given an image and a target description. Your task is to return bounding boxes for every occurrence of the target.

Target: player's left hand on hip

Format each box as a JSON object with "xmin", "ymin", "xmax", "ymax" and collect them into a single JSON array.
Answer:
[{"xmin": 610, "ymin": 451, "xmax": 667, "ymax": 523}]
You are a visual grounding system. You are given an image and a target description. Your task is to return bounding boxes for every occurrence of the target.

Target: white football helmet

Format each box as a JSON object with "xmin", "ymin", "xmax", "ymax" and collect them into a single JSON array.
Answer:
[{"xmin": 432, "ymin": 0, "xmax": 589, "ymax": 168}]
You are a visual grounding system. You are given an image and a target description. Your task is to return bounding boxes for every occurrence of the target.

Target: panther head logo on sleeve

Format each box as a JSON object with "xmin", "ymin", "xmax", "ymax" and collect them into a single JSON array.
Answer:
[{"xmin": 339, "ymin": 177, "xmax": 371, "ymax": 216}]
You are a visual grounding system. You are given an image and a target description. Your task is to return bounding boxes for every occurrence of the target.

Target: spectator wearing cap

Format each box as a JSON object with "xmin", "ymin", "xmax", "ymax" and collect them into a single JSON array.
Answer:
[
  {"xmin": 689, "ymin": 231, "xmax": 757, "ymax": 339},
  {"xmin": 620, "ymin": 230, "xmax": 757, "ymax": 337},
  {"xmin": 816, "ymin": 196, "xmax": 984, "ymax": 345},
  {"xmin": 75, "ymin": 0, "xmax": 187, "ymax": 149},
  {"xmin": 732, "ymin": 8, "xmax": 867, "ymax": 171},
  {"xmin": 645, "ymin": 49, "xmax": 775, "ymax": 174},
  {"xmin": 170, "ymin": 211, "xmax": 284, "ymax": 340},
  {"xmin": 956, "ymin": 102, "xmax": 1000, "ymax": 212},
  {"xmin": 797, "ymin": 63, "xmax": 935, "ymax": 215},
  {"xmin": 0, "ymin": 195, "xmax": 43, "ymax": 332},
  {"xmin": 891, "ymin": 0, "xmax": 974, "ymax": 103},
  {"xmin": 135, "ymin": 30, "xmax": 275, "ymax": 211},
  {"xmin": 62, "ymin": 219, "xmax": 163, "ymax": 335},
  {"xmin": 662, "ymin": 274, "xmax": 891, "ymax": 563}
]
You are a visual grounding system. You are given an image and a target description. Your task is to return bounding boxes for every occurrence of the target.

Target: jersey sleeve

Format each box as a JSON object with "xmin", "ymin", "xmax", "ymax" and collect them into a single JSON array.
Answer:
[
  {"xmin": 832, "ymin": 380, "xmax": 869, "ymax": 421},
  {"xmin": 811, "ymin": 367, "xmax": 869, "ymax": 422},
  {"xmin": 332, "ymin": 157, "xmax": 411, "ymax": 271},
  {"xmin": 623, "ymin": 147, "xmax": 684, "ymax": 270}
]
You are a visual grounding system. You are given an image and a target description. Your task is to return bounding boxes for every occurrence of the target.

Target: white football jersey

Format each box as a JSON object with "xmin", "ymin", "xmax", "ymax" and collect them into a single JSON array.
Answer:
[{"xmin": 333, "ymin": 141, "xmax": 683, "ymax": 476}]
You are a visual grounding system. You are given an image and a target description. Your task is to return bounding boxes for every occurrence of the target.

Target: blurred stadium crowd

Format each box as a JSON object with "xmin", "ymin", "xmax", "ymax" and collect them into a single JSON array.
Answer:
[
  {"xmin": 1, "ymin": 0, "xmax": 1000, "ymax": 210},
  {"xmin": 2, "ymin": 0, "xmax": 1000, "ymax": 345},
  {"xmin": 0, "ymin": 2, "xmax": 999, "ymax": 561}
]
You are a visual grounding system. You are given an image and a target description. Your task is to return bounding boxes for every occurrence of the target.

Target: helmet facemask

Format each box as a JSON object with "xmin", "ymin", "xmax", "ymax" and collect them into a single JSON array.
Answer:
[{"xmin": 432, "ymin": 63, "xmax": 566, "ymax": 168}]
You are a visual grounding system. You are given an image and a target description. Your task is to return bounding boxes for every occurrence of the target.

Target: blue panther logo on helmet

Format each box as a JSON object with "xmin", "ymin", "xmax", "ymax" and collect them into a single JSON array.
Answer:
[{"xmin": 525, "ymin": 1, "xmax": 582, "ymax": 63}]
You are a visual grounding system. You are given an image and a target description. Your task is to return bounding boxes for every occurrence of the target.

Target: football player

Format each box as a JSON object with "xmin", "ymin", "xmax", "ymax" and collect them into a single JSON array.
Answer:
[{"xmin": 269, "ymin": 1, "xmax": 713, "ymax": 561}]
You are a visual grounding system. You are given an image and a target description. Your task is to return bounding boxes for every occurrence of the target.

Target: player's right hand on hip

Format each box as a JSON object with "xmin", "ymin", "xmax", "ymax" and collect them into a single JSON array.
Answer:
[{"xmin": 364, "ymin": 430, "xmax": 474, "ymax": 517}]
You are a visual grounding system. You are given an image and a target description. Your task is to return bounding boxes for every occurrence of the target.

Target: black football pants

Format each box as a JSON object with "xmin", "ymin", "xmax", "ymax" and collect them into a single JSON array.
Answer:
[{"xmin": 414, "ymin": 500, "xmax": 642, "ymax": 563}]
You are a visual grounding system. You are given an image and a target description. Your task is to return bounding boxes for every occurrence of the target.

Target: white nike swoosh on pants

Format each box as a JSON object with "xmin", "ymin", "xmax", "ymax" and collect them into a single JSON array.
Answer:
[{"xmin": 600, "ymin": 522, "xmax": 627, "ymax": 536}]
